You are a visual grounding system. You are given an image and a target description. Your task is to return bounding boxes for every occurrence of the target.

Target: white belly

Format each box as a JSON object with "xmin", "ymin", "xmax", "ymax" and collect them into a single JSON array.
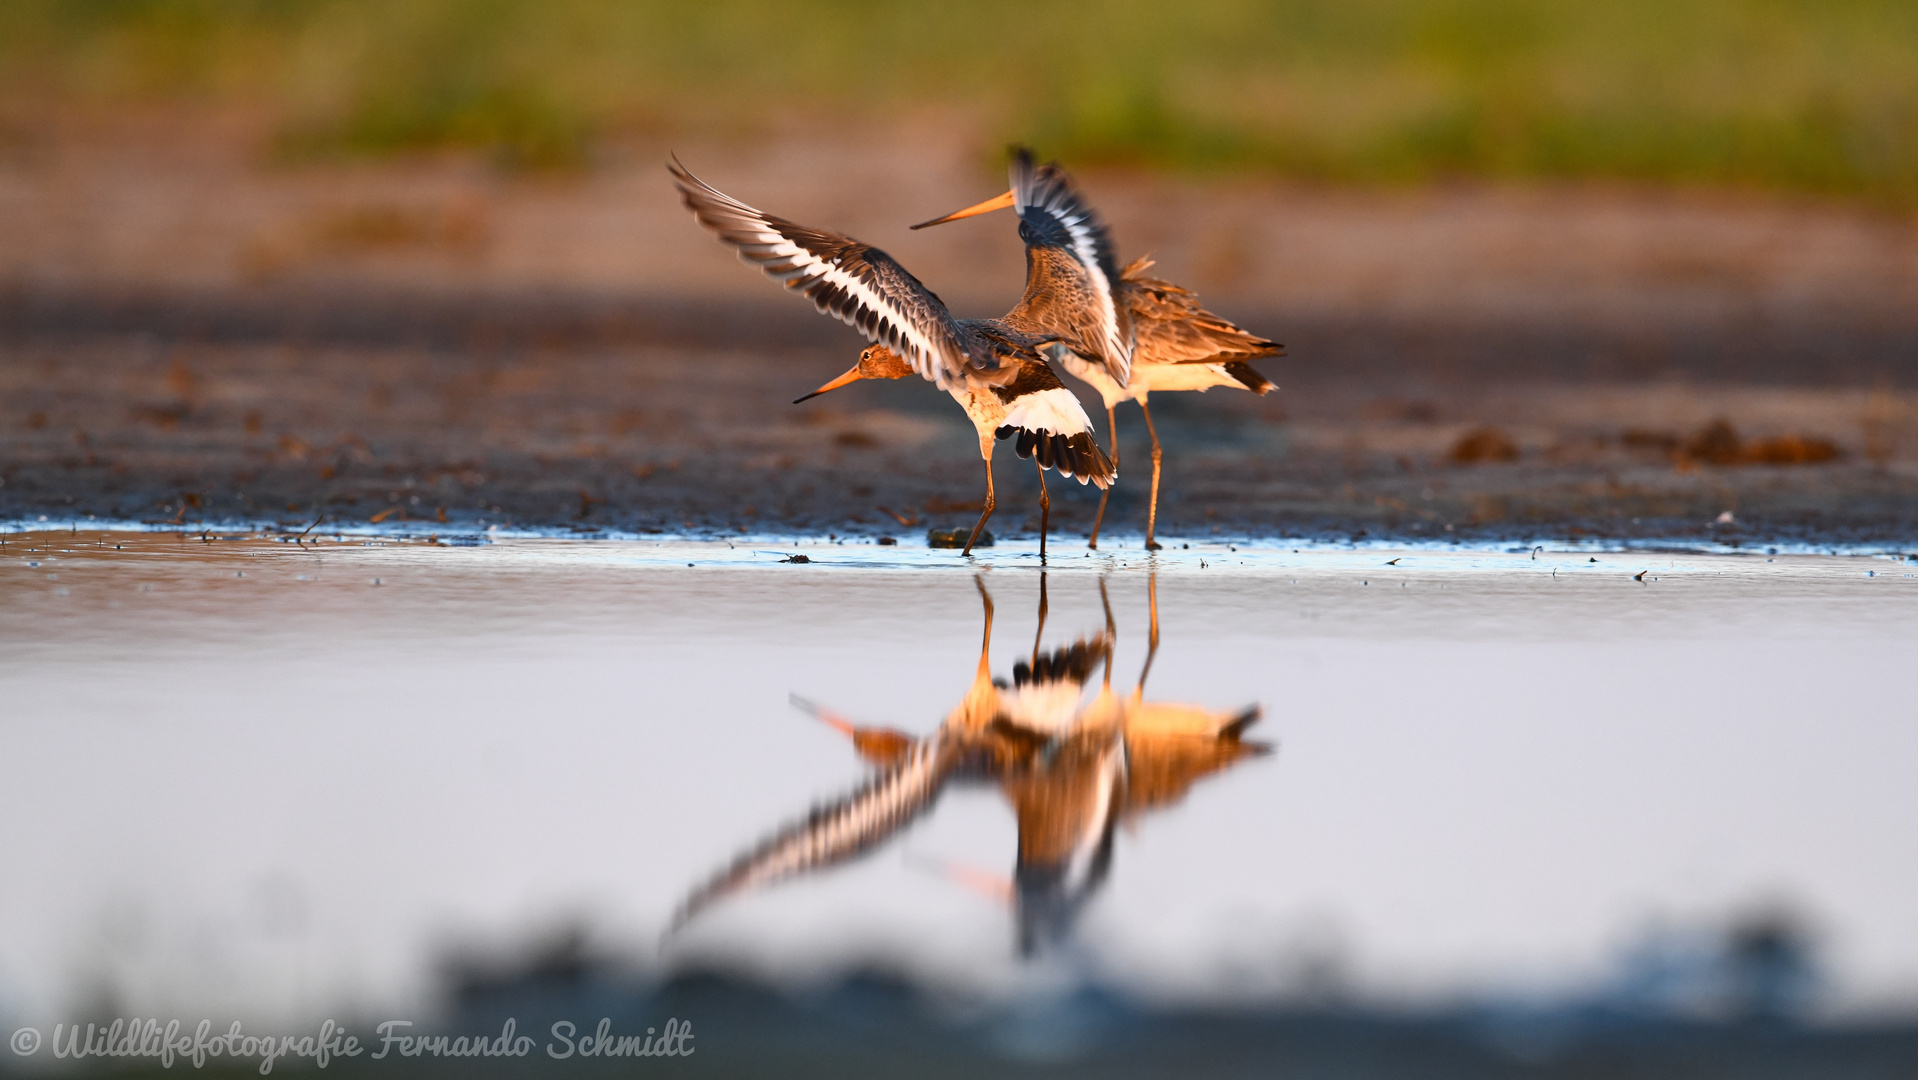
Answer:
[
  {"xmin": 1054, "ymin": 349, "xmax": 1133, "ymax": 408},
  {"xmin": 1130, "ymin": 361, "xmax": 1244, "ymax": 397}
]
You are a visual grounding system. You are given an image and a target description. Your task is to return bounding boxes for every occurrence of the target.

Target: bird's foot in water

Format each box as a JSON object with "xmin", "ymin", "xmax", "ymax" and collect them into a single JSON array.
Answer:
[{"xmin": 1144, "ymin": 540, "xmax": 1163, "ymax": 551}]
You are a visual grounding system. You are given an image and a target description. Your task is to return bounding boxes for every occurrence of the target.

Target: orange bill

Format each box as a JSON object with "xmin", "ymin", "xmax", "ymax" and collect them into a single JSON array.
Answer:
[
  {"xmin": 793, "ymin": 364, "xmax": 864, "ymax": 404},
  {"xmin": 909, "ymin": 189, "xmax": 1015, "ymax": 230}
]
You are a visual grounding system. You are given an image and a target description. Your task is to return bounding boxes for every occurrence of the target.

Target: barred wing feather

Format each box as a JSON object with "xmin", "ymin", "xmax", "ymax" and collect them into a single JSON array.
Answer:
[
  {"xmin": 669, "ymin": 736, "xmax": 951, "ymax": 932},
  {"xmin": 1012, "ymin": 150, "xmax": 1132, "ymax": 385},
  {"xmin": 670, "ymin": 160, "xmax": 982, "ymax": 389}
]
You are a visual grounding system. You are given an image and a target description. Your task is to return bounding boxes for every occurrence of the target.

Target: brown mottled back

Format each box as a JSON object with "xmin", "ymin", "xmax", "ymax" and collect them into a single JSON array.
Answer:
[
  {"xmin": 1121, "ymin": 257, "xmax": 1284, "ymax": 366},
  {"xmin": 1004, "ymin": 245, "xmax": 1131, "ymax": 372}
]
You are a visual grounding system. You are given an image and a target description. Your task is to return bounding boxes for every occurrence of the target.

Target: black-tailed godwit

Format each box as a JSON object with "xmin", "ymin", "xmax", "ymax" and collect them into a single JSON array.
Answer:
[
  {"xmin": 669, "ymin": 160, "xmax": 1114, "ymax": 556},
  {"xmin": 912, "ymin": 149, "xmax": 1283, "ymax": 549}
]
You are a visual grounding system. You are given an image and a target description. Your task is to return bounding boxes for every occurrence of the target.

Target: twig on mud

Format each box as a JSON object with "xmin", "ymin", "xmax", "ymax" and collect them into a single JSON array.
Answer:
[
  {"xmin": 754, "ymin": 550, "xmax": 811, "ymax": 563},
  {"xmin": 296, "ymin": 512, "xmax": 325, "ymax": 545}
]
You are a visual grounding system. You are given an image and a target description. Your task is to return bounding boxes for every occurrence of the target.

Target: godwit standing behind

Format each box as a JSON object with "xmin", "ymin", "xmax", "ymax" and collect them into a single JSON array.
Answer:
[
  {"xmin": 669, "ymin": 160, "xmax": 1113, "ymax": 556},
  {"xmin": 912, "ymin": 149, "xmax": 1283, "ymax": 549}
]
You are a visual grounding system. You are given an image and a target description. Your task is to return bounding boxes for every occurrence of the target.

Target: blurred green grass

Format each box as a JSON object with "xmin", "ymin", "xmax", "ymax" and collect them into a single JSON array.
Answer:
[{"xmin": 3, "ymin": 0, "xmax": 1916, "ymax": 198}]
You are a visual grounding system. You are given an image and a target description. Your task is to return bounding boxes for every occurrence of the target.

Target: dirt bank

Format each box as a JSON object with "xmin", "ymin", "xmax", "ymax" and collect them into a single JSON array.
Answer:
[{"xmin": 3, "ymin": 116, "xmax": 1916, "ymax": 544}]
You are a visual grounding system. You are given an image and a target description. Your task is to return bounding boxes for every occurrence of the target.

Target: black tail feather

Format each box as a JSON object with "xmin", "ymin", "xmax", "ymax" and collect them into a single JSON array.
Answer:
[
  {"xmin": 1220, "ymin": 705, "xmax": 1262, "ymax": 740},
  {"xmin": 1012, "ymin": 636, "xmax": 1111, "ymax": 687},
  {"xmin": 1224, "ymin": 361, "xmax": 1275, "ymax": 395},
  {"xmin": 996, "ymin": 427, "xmax": 1116, "ymax": 488}
]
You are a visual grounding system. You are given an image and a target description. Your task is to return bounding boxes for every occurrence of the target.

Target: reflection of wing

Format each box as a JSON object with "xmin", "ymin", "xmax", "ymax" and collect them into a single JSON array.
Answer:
[
  {"xmin": 1121, "ymin": 257, "xmax": 1283, "ymax": 365},
  {"xmin": 1005, "ymin": 733, "xmax": 1126, "ymax": 955},
  {"xmin": 1005, "ymin": 732, "xmax": 1125, "ymax": 869},
  {"xmin": 670, "ymin": 160, "xmax": 983, "ymax": 390},
  {"xmin": 669, "ymin": 737, "xmax": 951, "ymax": 931},
  {"xmin": 1121, "ymin": 704, "xmax": 1268, "ymax": 819}
]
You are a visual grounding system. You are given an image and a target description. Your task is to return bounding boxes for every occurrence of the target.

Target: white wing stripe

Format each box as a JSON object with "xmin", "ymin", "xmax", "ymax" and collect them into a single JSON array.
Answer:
[
  {"xmin": 733, "ymin": 235, "xmax": 952, "ymax": 387},
  {"xmin": 670, "ymin": 736, "xmax": 950, "ymax": 930},
  {"xmin": 671, "ymin": 162, "xmax": 971, "ymax": 391},
  {"xmin": 1037, "ymin": 194, "xmax": 1128, "ymax": 385}
]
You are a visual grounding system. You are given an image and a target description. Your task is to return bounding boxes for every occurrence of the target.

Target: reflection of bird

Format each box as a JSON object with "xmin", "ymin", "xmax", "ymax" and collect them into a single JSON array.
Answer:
[
  {"xmin": 912, "ymin": 149, "xmax": 1283, "ymax": 549},
  {"xmin": 669, "ymin": 161, "xmax": 1114, "ymax": 557},
  {"xmin": 668, "ymin": 575, "xmax": 1269, "ymax": 954}
]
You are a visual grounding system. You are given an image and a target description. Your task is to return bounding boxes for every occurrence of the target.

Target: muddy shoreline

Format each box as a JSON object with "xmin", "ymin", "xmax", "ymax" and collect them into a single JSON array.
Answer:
[
  {"xmin": 5, "ymin": 285, "xmax": 1916, "ymax": 549},
  {"xmin": 4, "ymin": 122, "xmax": 1917, "ymax": 547}
]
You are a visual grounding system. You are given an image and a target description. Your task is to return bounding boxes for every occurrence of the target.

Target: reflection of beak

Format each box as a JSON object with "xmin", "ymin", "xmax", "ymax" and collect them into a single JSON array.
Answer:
[
  {"xmin": 910, "ymin": 189, "xmax": 1015, "ymax": 230},
  {"xmin": 793, "ymin": 365, "xmax": 864, "ymax": 404}
]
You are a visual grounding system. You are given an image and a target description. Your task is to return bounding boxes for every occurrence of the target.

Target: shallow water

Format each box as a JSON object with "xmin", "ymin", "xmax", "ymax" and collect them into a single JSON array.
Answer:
[{"xmin": 3, "ymin": 530, "xmax": 1916, "ymax": 1028}]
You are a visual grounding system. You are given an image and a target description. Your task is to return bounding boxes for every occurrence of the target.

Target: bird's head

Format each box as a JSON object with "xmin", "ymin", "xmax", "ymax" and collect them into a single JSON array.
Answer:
[{"xmin": 793, "ymin": 344, "xmax": 913, "ymax": 404}]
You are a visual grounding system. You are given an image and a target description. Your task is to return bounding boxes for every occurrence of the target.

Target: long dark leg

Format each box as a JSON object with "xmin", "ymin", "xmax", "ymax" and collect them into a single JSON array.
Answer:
[
  {"xmin": 1137, "ymin": 570, "xmax": 1161, "ymax": 691},
  {"xmin": 1139, "ymin": 399, "xmax": 1165, "ymax": 551},
  {"xmin": 1097, "ymin": 575, "xmax": 1116, "ymax": 691},
  {"xmin": 973, "ymin": 575, "xmax": 995, "ymax": 680},
  {"xmin": 1034, "ymin": 456, "xmax": 1050, "ymax": 561},
  {"xmin": 1031, "ymin": 570, "xmax": 1048, "ymax": 670},
  {"xmin": 1088, "ymin": 404, "xmax": 1118, "ymax": 550},
  {"xmin": 963, "ymin": 455, "xmax": 997, "ymax": 556}
]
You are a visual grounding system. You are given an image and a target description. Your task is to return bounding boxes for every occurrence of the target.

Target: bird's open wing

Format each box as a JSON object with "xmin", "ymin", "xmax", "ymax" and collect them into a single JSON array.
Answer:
[
  {"xmin": 668, "ymin": 736, "xmax": 952, "ymax": 932},
  {"xmin": 1012, "ymin": 150, "xmax": 1132, "ymax": 385},
  {"xmin": 671, "ymin": 160, "xmax": 984, "ymax": 389}
]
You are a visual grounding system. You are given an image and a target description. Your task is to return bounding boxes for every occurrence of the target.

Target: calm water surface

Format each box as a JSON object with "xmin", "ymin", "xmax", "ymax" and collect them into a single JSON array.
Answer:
[{"xmin": 3, "ymin": 531, "xmax": 1915, "ymax": 1026}]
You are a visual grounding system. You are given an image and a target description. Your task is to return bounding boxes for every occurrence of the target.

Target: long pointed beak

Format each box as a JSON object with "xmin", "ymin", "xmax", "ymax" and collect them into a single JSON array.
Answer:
[
  {"xmin": 791, "ymin": 695, "xmax": 858, "ymax": 736},
  {"xmin": 793, "ymin": 365, "xmax": 864, "ymax": 404},
  {"xmin": 910, "ymin": 189, "xmax": 1015, "ymax": 230}
]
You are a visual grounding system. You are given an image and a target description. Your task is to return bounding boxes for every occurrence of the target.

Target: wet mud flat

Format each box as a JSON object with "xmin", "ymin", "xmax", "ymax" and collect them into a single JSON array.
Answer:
[
  {"xmin": 6, "ymin": 117, "xmax": 1918, "ymax": 549},
  {"xmin": 4, "ymin": 290, "xmax": 1918, "ymax": 549},
  {"xmin": 5, "ymin": 532, "xmax": 1916, "ymax": 1073}
]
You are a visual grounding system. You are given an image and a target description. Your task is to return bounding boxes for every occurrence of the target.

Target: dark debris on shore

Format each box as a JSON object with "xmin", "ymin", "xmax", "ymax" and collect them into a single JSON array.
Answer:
[{"xmin": 4, "ymin": 288, "xmax": 1917, "ymax": 549}]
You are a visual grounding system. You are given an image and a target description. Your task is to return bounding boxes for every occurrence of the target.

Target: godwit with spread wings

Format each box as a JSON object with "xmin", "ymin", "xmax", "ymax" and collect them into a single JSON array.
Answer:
[
  {"xmin": 912, "ymin": 149, "xmax": 1283, "ymax": 549},
  {"xmin": 669, "ymin": 160, "xmax": 1113, "ymax": 557}
]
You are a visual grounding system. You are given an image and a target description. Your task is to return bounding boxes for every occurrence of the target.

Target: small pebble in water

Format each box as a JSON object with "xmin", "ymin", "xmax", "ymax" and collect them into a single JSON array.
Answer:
[
  {"xmin": 372, "ymin": 578, "xmax": 382, "ymax": 586},
  {"xmin": 27, "ymin": 561, "xmax": 40, "ymax": 567}
]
